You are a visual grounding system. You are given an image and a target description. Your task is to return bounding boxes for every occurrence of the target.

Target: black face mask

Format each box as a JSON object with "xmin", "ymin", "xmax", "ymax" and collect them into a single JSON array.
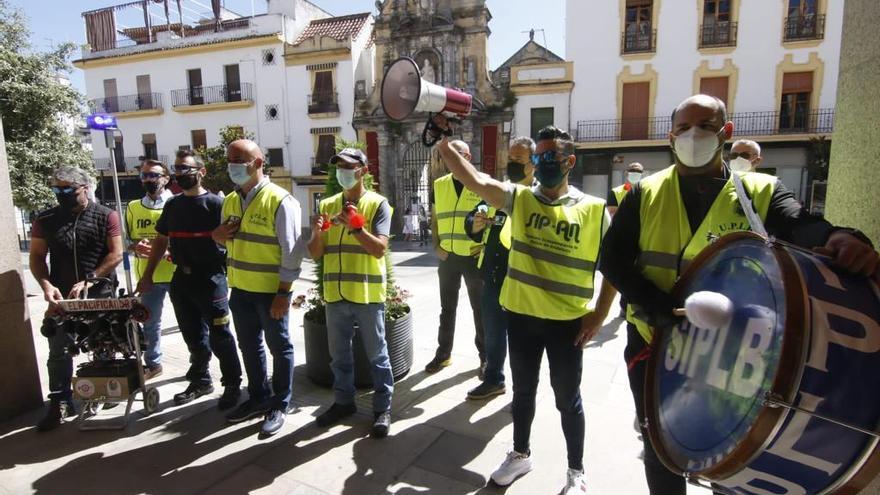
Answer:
[
  {"xmin": 535, "ymin": 159, "xmax": 567, "ymax": 189},
  {"xmin": 55, "ymin": 190, "xmax": 81, "ymax": 209},
  {"xmin": 175, "ymin": 174, "xmax": 199, "ymax": 190},
  {"xmin": 507, "ymin": 161, "xmax": 527, "ymax": 183},
  {"xmin": 143, "ymin": 181, "xmax": 163, "ymax": 196}
]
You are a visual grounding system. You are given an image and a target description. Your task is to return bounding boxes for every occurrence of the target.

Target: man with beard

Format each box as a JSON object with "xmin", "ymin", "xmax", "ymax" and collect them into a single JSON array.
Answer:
[
  {"xmin": 29, "ymin": 165, "xmax": 123, "ymax": 430},
  {"xmin": 136, "ymin": 150, "xmax": 243, "ymax": 410},
  {"xmin": 125, "ymin": 159, "xmax": 174, "ymax": 379}
]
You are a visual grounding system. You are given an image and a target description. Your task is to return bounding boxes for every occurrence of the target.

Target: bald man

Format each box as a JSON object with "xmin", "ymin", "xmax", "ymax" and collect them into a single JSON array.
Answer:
[
  {"xmin": 729, "ymin": 139, "xmax": 763, "ymax": 172},
  {"xmin": 426, "ymin": 139, "xmax": 487, "ymax": 376},
  {"xmin": 212, "ymin": 139, "xmax": 303, "ymax": 437},
  {"xmin": 600, "ymin": 94, "xmax": 879, "ymax": 494}
]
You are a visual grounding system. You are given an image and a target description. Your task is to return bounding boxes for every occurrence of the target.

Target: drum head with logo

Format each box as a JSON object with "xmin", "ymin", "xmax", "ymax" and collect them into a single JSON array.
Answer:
[{"xmin": 647, "ymin": 234, "xmax": 792, "ymax": 475}]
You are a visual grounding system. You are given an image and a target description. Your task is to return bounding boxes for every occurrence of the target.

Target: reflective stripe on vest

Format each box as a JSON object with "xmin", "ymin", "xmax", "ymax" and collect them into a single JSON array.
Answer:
[
  {"xmin": 628, "ymin": 165, "xmax": 776, "ymax": 342},
  {"xmin": 319, "ymin": 190, "xmax": 388, "ymax": 304},
  {"xmin": 126, "ymin": 199, "xmax": 174, "ymax": 283},
  {"xmin": 222, "ymin": 182, "xmax": 288, "ymax": 293},
  {"xmin": 434, "ymin": 174, "xmax": 483, "ymax": 256},
  {"xmin": 499, "ymin": 185, "xmax": 606, "ymax": 320}
]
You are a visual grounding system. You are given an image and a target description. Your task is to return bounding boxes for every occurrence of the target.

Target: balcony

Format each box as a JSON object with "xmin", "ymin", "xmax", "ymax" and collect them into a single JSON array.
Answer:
[
  {"xmin": 93, "ymin": 155, "xmax": 169, "ymax": 172},
  {"xmin": 574, "ymin": 109, "xmax": 834, "ymax": 143},
  {"xmin": 88, "ymin": 93, "xmax": 163, "ymax": 115},
  {"xmin": 783, "ymin": 14, "xmax": 826, "ymax": 41},
  {"xmin": 310, "ymin": 157, "xmax": 330, "ymax": 175},
  {"xmin": 308, "ymin": 92, "xmax": 340, "ymax": 115},
  {"xmin": 170, "ymin": 83, "xmax": 253, "ymax": 110},
  {"xmin": 699, "ymin": 21, "xmax": 738, "ymax": 48},
  {"xmin": 621, "ymin": 24, "xmax": 656, "ymax": 55}
]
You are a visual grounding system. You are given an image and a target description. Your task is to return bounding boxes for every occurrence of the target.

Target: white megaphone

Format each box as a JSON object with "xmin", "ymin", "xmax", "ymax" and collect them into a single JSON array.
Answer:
[{"xmin": 381, "ymin": 57, "xmax": 473, "ymax": 121}]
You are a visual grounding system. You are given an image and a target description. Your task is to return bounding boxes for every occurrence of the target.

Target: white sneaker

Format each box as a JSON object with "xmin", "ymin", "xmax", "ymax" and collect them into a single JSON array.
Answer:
[
  {"xmin": 490, "ymin": 450, "xmax": 533, "ymax": 486},
  {"xmin": 562, "ymin": 468, "xmax": 587, "ymax": 494}
]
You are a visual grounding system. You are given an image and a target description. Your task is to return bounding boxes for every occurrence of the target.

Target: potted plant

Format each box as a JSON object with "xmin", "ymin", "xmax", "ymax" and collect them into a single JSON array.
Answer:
[{"xmin": 297, "ymin": 140, "xmax": 414, "ymax": 388}]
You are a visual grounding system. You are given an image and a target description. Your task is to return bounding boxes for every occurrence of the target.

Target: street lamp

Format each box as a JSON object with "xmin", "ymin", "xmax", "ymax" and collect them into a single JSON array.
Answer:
[{"xmin": 85, "ymin": 113, "xmax": 133, "ymax": 295}]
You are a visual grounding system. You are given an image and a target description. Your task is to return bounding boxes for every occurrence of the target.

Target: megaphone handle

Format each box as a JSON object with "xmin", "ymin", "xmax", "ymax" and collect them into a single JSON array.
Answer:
[{"xmin": 422, "ymin": 118, "xmax": 443, "ymax": 147}]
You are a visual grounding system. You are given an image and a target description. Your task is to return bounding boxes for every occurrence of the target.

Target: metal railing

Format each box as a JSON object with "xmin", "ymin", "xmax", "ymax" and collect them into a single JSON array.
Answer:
[
  {"xmin": 310, "ymin": 157, "xmax": 331, "ymax": 175},
  {"xmin": 89, "ymin": 93, "xmax": 163, "ymax": 114},
  {"xmin": 784, "ymin": 14, "xmax": 826, "ymax": 41},
  {"xmin": 700, "ymin": 21, "xmax": 738, "ymax": 48},
  {"xmin": 170, "ymin": 82, "xmax": 253, "ymax": 107},
  {"xmin": 93, "ymin": 155, "xmax": 169, "ymax": 172},
  {"xmin": 88, "ymin": 17, "xmax": 252, "ymax": 52},
  {"xmin": 308, "ymin": 92, "xmax": 340, "ymax": 114},
  {"xmin": 574, "ymin": 108, "xmax": 834, "ymax": 143},
  {"xmin": 621, "ymin": 25, "xmax": 656, "ymax": 54}
]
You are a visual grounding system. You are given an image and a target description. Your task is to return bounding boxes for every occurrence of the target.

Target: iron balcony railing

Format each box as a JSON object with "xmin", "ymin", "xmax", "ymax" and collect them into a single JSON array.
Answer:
[
  {"xmin": 89, "ymin": 92, "xmax": 163, "ymax": 114},
  {"xmin": 308, "ymin": 92, "xmax": 340, "ymax": 114},
  {"xmin": 700, "ymin": 21, "xmax": 738, "ymax": 48},
  {"xmin": 93, "ymin": 155, "xmax": 169, "ymax": 172},
  {"xmin": 575, "ymin": 108, "xmax": 834, "ymax": 143},
  {"xmin": 170, "ymin": 82, "xmax": 253, "ymax": 107},
  {"xmin": 621, "ymin": 24, "xmax": 656, "ymax": 54},
  {"xmin": 310, "ymin": 157, "xmax": 331, "ymax": 175},
  {"xmin": 784, "ymin": 14, "xmax": 826, "ymax": 41}
]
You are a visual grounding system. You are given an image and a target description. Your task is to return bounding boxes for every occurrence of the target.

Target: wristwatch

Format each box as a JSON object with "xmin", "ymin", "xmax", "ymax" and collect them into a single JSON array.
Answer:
[{"xmin": 276, "ymin": 289, "xmax": 292, "ymax": 297}]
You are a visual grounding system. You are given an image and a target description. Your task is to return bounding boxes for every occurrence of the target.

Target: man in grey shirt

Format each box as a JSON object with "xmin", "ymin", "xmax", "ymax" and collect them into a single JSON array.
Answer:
[{"xmin": 212, "ymin": 139, "xmax": 304, "ymax": 437}]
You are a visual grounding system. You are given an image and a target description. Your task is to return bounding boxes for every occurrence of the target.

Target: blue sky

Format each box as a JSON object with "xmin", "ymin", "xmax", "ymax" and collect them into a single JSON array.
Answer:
[{"xmin": 10, "ymin": 0, "xmax": 566, "ymax": 92}]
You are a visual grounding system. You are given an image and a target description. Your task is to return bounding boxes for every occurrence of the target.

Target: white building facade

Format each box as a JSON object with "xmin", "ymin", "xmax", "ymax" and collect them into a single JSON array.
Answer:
[{"xmin": 565, "ymin": 0, "xmax": 841, "ymax": 204}]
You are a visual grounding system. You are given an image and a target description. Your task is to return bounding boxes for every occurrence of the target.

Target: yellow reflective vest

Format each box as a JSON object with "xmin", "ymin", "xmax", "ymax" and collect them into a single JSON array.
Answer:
[
  {"xmin": 476, "ymin": 205, "xmax": 512, "ymax": 269},
  {"xmin": 434, "ymin": 173, "xmax": 483, "ymax": 256},
  {"xmin": 629, "ymin": 165, "xmax": 776, "ymax": 342},
  {"xmin": 126, "ymin": 198, "xmax": 174, "ymax": 283},
  {"xmin": 612, "ymin": 184, "xmax": 629, "ymax": 205},
  {"xmin": 222, "ymin": 182, "xmax": 290, "ymax": 294},
  {"xmin": 500, "ymin": 185, "xmax": 607, "ymax": 320},
  {"xmin": 319, "ymin": 191, "xmax": 389, "ymax": 304}
]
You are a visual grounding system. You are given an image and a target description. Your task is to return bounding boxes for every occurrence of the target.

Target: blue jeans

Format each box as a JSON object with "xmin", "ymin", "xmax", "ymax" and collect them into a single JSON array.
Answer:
[
  {"xmin": 168, "ymin": 270, "xmax": 242, "ymax": 387},
  {"xmin": 229, "ymin": 288, "xmax": 294, "ymax": 410},
  {"xmin": 481, "ymin": 278, "xmax": 507, "ymax": 385},
  {"xmin": 326, "ymin": 301, "xmax": 394, "ymax": 413},
  {"xmin": 140, "ymin": 282, "xmax": 169, "ymax": 368},
  {"xmin": 508, "ymin": 311, "xmax": 585, "ymax": 471}
]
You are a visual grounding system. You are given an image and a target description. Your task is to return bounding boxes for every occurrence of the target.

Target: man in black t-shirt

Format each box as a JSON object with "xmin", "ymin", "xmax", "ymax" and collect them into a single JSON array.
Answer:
[{"xmin": 137, "ymin": 150, "xmax": 242, "ymax": 410}]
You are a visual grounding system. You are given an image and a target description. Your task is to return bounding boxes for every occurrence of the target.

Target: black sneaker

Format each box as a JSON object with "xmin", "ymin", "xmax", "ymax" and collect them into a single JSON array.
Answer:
[
  {"xmin": 371, "ymin": 410, "xmax": 391, "ymax": 438},
  {"xmin": 226, "ymin": 398, "xmax": 270, "ymax": 424},
  {"xmin": 36, "ymin": 400, "xmax": 75, "ymax": 432},
  {"xmin": 173, "ymin": 383, "xmax": 215, "ymax": 405},
  {"xmin": 260, "ymin": 408, "xmax": 285, "ymax": 436},
  {"xmin": 217, "ymin": 386, "xmax": 241, "ymax": 411},
  {"xmin": 467, "ymin": 382, "xmax": 506, "ymax": 400},
  {"xmin": 316, "ymin": 402, "xmax": 357, "ymax": 427},
  {"xmin": 424, "ymin": 356, "xmax": 451, "ymax": 374}
]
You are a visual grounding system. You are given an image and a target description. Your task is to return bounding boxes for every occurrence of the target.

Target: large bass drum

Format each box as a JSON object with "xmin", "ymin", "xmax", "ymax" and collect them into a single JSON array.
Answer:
[{"xmin": 645, "ymin": 231, "xmax": 880, "ymax": 494}]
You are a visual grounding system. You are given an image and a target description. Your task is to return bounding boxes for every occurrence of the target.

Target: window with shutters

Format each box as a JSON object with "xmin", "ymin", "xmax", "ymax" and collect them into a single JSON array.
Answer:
[
  {"xmin": 314, "ymin": 134, "xmax": 336, "ymax": 174},
  {"xmin": 267, "ymin": 148, "xmax": 284, "ymax": 167},
  {"xmin": 784, "ymin": 0, "xmax": 824, "ymax": 41},
  {"xmin": 780, "ymin": 72, "xmax": 812, "ymax": 132},
  {"xmin": 623, "ymin": 0, "xmax": 655, "ymax": 54},
  {"xmin": 699, "ymin": 76, "xmax": 730, "ymax": 106},
  {"xmin": 142, "ymin": 133, "xmax": 157, "ymax": 160},
  {"xmin": 530, "ymin": 108, "xmax": 554, "ymax": 140},
  {"xmin": 700, "ymin": 0, "xmax": 737, "ymax": 48},
  {"xmin": 191, "ymin": 129, "xmax": 207, "ymax": 150}
]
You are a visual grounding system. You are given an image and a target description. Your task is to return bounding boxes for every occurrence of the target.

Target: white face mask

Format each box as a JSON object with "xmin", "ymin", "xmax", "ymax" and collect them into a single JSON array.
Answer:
[
  {"xmin": 729, "ymin": 157, "xmax": 754, "ymax": 173},
  {"xmin": 626, "ymin": 172, "xmax": 642, "ymax": 183},
  {"xmin": 336, "ymin": 167, "xmax": 359, "ymax": 190},
  {"xmin": 673, "ymin": 127, "xmax": 724, "ymax": 168}
]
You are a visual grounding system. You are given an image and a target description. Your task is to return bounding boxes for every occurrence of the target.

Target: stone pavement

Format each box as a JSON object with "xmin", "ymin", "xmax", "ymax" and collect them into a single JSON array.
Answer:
[{"xmin": 1, "ymin": 242, "xmax": 710, "ymax": 495}]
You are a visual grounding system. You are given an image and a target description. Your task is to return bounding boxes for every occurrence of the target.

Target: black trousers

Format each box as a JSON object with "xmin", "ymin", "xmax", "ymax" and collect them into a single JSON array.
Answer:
[
  {"xmin": 169, "ymin": 270, "xmax": 242, "ymax": 388},
  {"xmin": 435, "ymin": 253, "xmax": 485, "ymax": 361}
]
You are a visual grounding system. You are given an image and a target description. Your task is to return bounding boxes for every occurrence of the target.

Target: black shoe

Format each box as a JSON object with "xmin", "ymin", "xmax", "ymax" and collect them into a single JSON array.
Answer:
[
  {"xmin": 467, "ymin": 382, "xmax": 506, "ymax": 400},
  {"xmin": 36, "ymin": 400, "xmax": 75, "ymax": 432},
  {"xmin": 260, "ymin": 408, "xmax": 285, "ymax": 436},
  {"xmin": 217, "ymin": 386, "xmax": 241, "ymax": 411},
  {"xmin": 316, "ymin": 402, "xmax": 357, "ymax": 427},
  {"xmin": 424, "ymin": 356, "xmax": 451, "ymax": 374},
  {"xmin": 371, "ymin": 410, "xmax": 391, "ymax": 438},
  {"xmin": 173, "ymin": 383, "xmax": 214, "ymax": 405},
  {"xmin": 226, "ymin": 398, "xmax": 270, "ymax": 424}
]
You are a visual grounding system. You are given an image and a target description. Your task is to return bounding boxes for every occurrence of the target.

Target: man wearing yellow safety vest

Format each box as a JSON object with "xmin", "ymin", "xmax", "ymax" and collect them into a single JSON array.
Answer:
[
  {"xmin": 426, "ymin": 140, "xmax": 487, "ymax": 375},
  {"xmin": 307, "ymin": 148, "xmax": 394, "ymax": 438},
  {"xmin": 600, "ymin": 94, "xmax": 880, "ymax": 495},
  {"xmin": 126, "ymin": 159, "xmax": 174, "ymax": 380},
  {"xmin": 462, "ymin": 136, "xmax": 535, "ymax": 401},
  {"xmin": 212, "ymin": 139, "xmax": 302, "ymax": 437},
  {"xmin": 435, "ymin": 121, "xmax": 617, "ymax": 495},
  {"xmin": 607, "ymin": 161, "xmax": 643, "ymax": 216}
]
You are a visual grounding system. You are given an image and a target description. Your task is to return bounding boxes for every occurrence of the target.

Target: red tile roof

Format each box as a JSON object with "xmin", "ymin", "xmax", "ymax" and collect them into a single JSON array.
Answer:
[{"xmin": 293, "ymin": 13, "xmax": 371, "ymax": 46}]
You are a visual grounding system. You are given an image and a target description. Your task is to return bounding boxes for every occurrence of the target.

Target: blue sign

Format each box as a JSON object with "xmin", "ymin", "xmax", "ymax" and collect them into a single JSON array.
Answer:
[{"xmin": 86, "ymin": 113, "xmax": 118, "ymax": 130}]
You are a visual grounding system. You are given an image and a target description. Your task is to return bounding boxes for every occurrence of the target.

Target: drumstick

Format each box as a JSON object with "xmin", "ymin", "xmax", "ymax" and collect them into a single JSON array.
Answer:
[{"xmin": 673, "ymin": 291, "xmax": 734, "ymax": 328}]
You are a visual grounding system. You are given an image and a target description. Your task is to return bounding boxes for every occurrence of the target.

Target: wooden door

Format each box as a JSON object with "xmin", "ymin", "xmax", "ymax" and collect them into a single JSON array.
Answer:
[
  {"xmin": 621, "ymin": 81, "xmax": 650, "ymax": 140},
  {"xmin": 187, "ymin": 69, "xmax": 203, "ymax": 105},
  {"xmin": 224, "ymin": 64, "xmax": 241, "ymax": 102},
  {"xmin": 481, "ymin": 125, "xmax": 498, "ymax": 177},
  {"xmin": 103, "ymin": 78, "xmax": 118, "ymax": 113},
  {"xmin": 136, "ymin": 75, "xmax": 152, "ymax": 110}
]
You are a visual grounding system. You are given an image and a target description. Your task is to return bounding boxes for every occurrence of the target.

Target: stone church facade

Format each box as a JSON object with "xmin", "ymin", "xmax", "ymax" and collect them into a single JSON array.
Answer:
[{"xmin": 354, "ymin": 0, "xmax": 513, "ymax": 228}]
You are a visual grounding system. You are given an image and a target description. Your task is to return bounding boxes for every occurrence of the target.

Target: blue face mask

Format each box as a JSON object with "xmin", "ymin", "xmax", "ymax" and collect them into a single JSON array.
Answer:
[
  {"xmin": 532, "ymin": 151, "xmax": 568, "ymax": 188},
  {"xmin": 336, "ymin": 167, "xmax": 359, "ymax": 190},
  {"xmin": 227, "ymin": 162, "xmax": 252, "ymax": 186}
]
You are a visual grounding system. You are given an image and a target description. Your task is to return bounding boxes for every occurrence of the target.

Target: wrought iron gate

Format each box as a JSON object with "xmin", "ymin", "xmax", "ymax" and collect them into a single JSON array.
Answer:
[{"xmin": 396, "ymin": 141, "xmax": 432, "ymax": 215}]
